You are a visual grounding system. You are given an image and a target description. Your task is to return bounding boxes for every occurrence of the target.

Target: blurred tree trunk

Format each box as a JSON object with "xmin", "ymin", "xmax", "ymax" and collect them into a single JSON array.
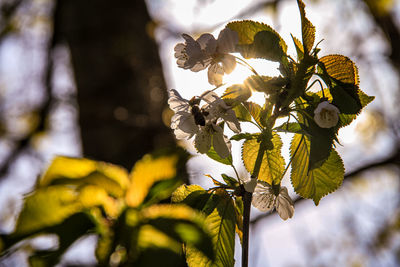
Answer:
[{"xmin": 53, "ymin": 0, "xmax": 174, "ymax": 168}]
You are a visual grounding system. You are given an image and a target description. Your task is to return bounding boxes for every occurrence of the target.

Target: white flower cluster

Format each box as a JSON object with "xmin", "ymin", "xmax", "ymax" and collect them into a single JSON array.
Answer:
[
  {"xmin": 168, "ymin": 89, "xmax": 240, "ymax": 159},
  {"xmin": 174, "ymin": 28, "xmax": 239, "ymax": 86}
]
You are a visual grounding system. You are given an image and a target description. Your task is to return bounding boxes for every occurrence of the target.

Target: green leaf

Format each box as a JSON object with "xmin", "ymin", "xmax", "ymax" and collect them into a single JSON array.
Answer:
[
  {"xmin": 238, "ymin": 31, "xmax": 287, "ymax": 62},
  {"xmin": 27, "ymin": 213, "xmax": 95, "ymax": 267},
  {"xmin": 221, "ymin": 174, "xmax": 238, "ymax": 188},
  {"xmin": 222, "ymin": 84, "xmax": 251, "ymax": 106},
  {"xmin": 40, "ymin": 156, "xmax": 129, "ymax": 198},
  {"xmin": 13, "ymin": 186, "xmax": 81, "ymax": 236},
  {"xmin": 206, "ymin": 146, "xmax": 233, "ymax": 165},
  {"xmin": 227, "ymin": 20, "xmax": 287, "ymax": 62},
  {"xmin": 291, "ymin": 34, "xmax": 304, "ymax": 60},
  {"xmin": 297, "ymin": 0, "xmax": 315, "ymax": 54},
  {"xmin": 172, "ymin": 186, "xmax": 236, "ymax": 267},
  {"xmin": 319, "ymin": 55, "xmax": 359, "ymax": 85},
  {"xmin": 126, "ymin": 154, "xmax": 179, "ymax": 207},
  {"xmin": 242, "ymin": 133, "xmax": 285, "ymax": 184},
  {"xmin": 290, "ymin": 134, "xmax": 344, "ymax": 205},
  {"xmin": 140, "ymin": 204, "xmax": 215, "ymax": 262},
  {"xmin": 274, "ymin": 122, "xmax": 308, "ymax": 135},
  {"xmin": 232, "ymin": 103, "xmax": 252, "ymax": 122},
  {"xmin": 185, "ymin": 190, "xmax": 236, "ymax": 267},
  {"xmin": 244, "ymin": 75, "xmax": 287, "ymax": 95},
  {"xmin": 242, "ymin": 101, "xmax": 263, "ymax": 126}
]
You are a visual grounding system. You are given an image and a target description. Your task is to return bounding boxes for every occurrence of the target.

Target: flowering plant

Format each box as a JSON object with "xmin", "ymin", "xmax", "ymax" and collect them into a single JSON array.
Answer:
[{"xmin": 168, "ymin": 0, "xmax": 374, "ymax": 266}]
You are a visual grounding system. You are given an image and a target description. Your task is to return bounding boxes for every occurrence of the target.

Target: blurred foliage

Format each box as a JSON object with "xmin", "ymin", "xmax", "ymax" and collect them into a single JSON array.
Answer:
[{"xmin": 0, "ymin": 148, "xmax": 218, "ymax": 267}]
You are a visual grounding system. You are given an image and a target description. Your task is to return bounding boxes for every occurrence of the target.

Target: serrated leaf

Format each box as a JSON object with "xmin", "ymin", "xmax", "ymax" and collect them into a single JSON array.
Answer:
[
  {"xmin": 232, "ymin": 103, "xmax": 252, "ymax": 122},
  {"xmin": 239, "ymin": 31, "xmax": 287, "ymax": 62},
  {"xmin": 290, "ymin": 134, "xmax": 344, "ymax": 205},
  {"xmin": 206, "ymin": 146, "xmax": 233, "ymax": 165},
  {"xmin": 291, "ymin": 34, "xmax": 304, "ymax": 60},
  {"xmin": 185, "ymin": 190, "xmax": 235, "ymax": 267},
  {"xmin": 319, "ymin": 55, "xmax": 359, "ymax": 85},
  {"xmin": 227, "ymin": 20, "xmax": 287, "ymax": 62},
  {"xmin": 222, "ymin": 84, "xmax": 251, "ymax": 106},
  {"xmin": 172, "ymin": 184, "xmax": 205, "ymax": 203},
  {"xmin": 242, "ymin": 133, "xmax": 285, "ymax": 184},
  {"xmin": 126, "ymin": 154, "xmax": 179, "ymax": 208},
  {"xmin": 297, "ymin": 0, "xmax": 315, "ymax": 54},
  {"xmin": 39, "ymin": 156, "xmax": 129, "ymax": 198},
  {"xmin": 243, "ymin": 101, "xmax": 263, "ymax": 126}
]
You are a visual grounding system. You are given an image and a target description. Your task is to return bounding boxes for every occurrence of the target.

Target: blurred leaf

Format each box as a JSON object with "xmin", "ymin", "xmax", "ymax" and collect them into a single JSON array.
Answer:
[
  {"xmin": 13, "ymin": 186, "xmax": 81, "ymax": 237},
  {"xmin": 140, "ymin": 204, "xmax": 214, "ymax": 261},
  {"xmin": 290, "ymin": 134, "xmax": 344, "ymax": 205},
  {"xmin": 39, "ymin": 156, "xmax": 129, "ymax": 197},
  {"xmin": 79, "ymin": 185, "xmax": 121, "ymax": 217},
  {"xmin": 126, "ymin": 154, "xmax": 179, "ymax": 207},
  {"xmin": 297, "ymin": 0, "xmax": 315, "ymax": 54},
  {"xmin": 242, "ymin": 133, "xmax": 285, "ymax": 184},
  {"xmin": 27, "ymin": 213, "xmax": 95, "ymax": 267}
]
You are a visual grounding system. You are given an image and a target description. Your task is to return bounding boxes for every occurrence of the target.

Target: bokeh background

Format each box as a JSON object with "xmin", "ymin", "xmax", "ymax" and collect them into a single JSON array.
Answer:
[{"xmin": 0, "ymin": 0, "xmax": 400, "ymax": 266}]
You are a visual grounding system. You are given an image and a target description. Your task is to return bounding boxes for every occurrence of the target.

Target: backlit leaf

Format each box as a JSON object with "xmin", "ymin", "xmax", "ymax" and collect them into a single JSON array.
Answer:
[
  {"xmin": 297, "ymin": 0, "xmax": 315, "ymax": 54},
  {"xmin": 126, "ymin": 154, "xmax": 179, "ymax": 207},
  {"xmin": 319, "ymin": 55, "xmax": 359, "ymax": 85},
  {"xmin": 39, "ymin": 156, "xmax": 129, "ymax": 198},
  {"xmin": 222, "ymin": 84, "xmax": 251, "ymax": 106},
  {"xmin": 290, "ymin": 134, "xmax": 344, "ymax": 205},
  {"xmin": 13, "ymin": 186, "xmax": 81, "ymax": 236},
  {"xmin": 232, "ymin": 104, "xmax": 252, "ymax": 122},
  {"xmin": 140, "ymin": 204, "xmax": 214, "ymax": 261},
  {"xmin": 243, "ymin": 101, "xmax": 263, "ymax": 126},
  {"xmin": 185, "ymin": 190, "xmax": 236, "ymax": 267},
  {"xmin": 206, "ymin": 146, "xmax": 233, "ymax": 165},
  {"xmin": 242, "ymin": 133, "xmax": 285, "ymax": 184}
]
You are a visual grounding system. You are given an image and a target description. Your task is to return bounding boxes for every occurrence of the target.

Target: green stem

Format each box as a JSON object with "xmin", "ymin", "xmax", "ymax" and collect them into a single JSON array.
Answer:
[{"xmin": 242, "ymin": 144, "xmax": 265, "ymax": 267}]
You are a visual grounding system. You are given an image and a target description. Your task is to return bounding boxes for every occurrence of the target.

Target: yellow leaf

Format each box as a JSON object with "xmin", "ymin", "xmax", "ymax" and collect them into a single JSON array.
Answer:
[
  {"xmin": 319, "ymin": 55, "xmax": 359, "ymax": 85},
  {"xmin": 126, "ymin": 154, "xmax": 178, "ymax": 207},
  {"xmin": 242, "ymin": 133, "xmax": 285, "ymax": 184},
  {"xmin": 40, "ymin": 156, "xmax": 129, "ymax": 197}
]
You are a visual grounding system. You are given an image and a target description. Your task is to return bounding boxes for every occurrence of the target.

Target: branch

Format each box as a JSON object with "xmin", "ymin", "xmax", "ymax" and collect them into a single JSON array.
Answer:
[{"xmin": 250, "ymin": 147, "xmax": 400, "ymax": 225}]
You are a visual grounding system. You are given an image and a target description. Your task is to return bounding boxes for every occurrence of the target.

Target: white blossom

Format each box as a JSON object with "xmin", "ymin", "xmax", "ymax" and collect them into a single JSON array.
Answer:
[
  {"xmin": 252, "ymin": 181, "xmax": 294, "ymax": 220},
  {"xmin": 168, "ymin": 89, "xmax": 234, "ymax": 158},
  {"xmin": 174, "ymin": 28, "xmax": 239, "ymax": 86},
  {"xmin": 202, "ymin": 91, "xmax": 241, "ymax": 133},
  {"xmin": 314, "ymin": 101, "xmax": 340, "ymax": 128}
]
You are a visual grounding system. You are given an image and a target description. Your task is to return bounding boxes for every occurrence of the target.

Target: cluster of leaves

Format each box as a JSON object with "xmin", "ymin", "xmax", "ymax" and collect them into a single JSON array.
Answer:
[
  {"xmin": 204, "ymin": 0, "xmax": 374, "ymax": 205},
  {"xmin": 0, "ymin": 149, "xmax": 222, "ymax": 267}
]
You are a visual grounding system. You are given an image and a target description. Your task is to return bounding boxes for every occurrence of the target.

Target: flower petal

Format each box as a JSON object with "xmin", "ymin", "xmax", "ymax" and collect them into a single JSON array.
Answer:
[
  {"xmin": 212, "ymin": 129, "xmax": 231, "ymax": 158},
  {"xmin": 221, "ymin": 54, "xmax": 236, "ymax": 74},
  {"xmin": 275, "ymin": 187, "xmax": 294, "ymax": 220},
  {"xmin": 217, "ymin": 28, "xmax": 239, "ymax": 54},
  {"xmin": 194, "ymin": 128, "xmax": 212, "ymax": 153},
  {"xmin": 222, "ymin": 109, "xmax": 241, "ymax": 133},
  {"xmin": 197, "ymin": 33, "xmax": 217, "ymax": 54},
  {"xmin": 208, "ymin": 63, "xmax": 224, "ymax": 86},
  {"xmin": 168, "ymin": 89, "xmax": 190, "ymax": 112}
]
